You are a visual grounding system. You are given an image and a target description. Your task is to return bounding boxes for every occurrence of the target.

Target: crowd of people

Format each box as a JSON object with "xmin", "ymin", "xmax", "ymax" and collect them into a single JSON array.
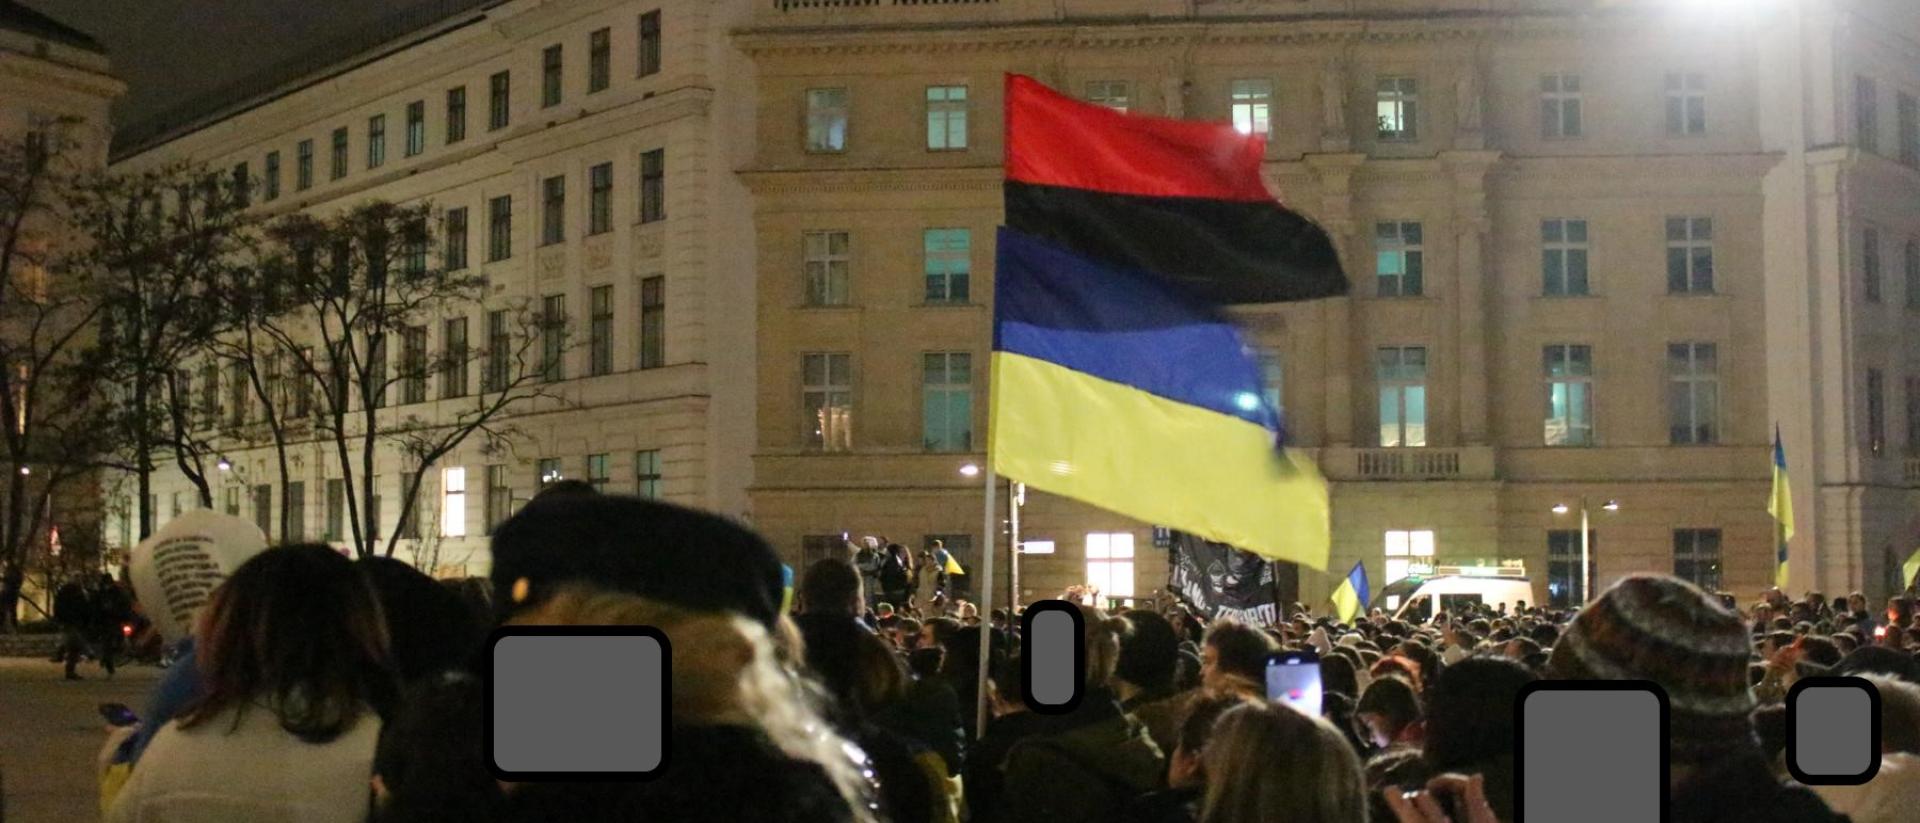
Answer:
[{"xmin": 30, "ymin": 479, "xmax": 1920, "ymax": 822}]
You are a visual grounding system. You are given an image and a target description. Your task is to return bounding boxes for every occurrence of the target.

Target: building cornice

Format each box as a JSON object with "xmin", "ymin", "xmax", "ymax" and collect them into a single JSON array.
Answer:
[
  {"xmin": 0, "ymin": 50, "xmax": 124, "ymax": 100},
  {"xmin": 738, "ymin": 165, "xmax": 1000, "ymax": 195},
  {"xmin": 733, "ymin": 12, "xmax": 1665, "ymax": 57}
]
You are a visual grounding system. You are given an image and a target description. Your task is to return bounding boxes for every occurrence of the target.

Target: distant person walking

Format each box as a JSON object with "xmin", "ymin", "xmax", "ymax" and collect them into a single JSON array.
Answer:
[{"xmin": 53, "ymin": 576, "xmax": 94, "ymax": 680}]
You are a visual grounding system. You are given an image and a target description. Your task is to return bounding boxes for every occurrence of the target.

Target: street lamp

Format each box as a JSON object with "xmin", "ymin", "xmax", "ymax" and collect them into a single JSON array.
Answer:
[
  {"xmin": 216, "ymin": 458, "xmax": 232, "ymax": 472},
  {"xmin": 1551, "ymin": 497, "xmax": 1620, "ymax": 603},
  {"xmin": 958, "ymin": 463, "xmax": 981, "ymax": 478}
]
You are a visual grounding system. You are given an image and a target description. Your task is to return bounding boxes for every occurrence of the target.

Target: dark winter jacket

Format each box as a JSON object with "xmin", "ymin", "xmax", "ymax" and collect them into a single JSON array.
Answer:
[
  {"xmin": 499, "ymin": 725, "xmax": 863, "ymax": 823},
  {"xmin": 998, "ymin": 689, "xmax": 1165, "ymax": 823},
  {"xmin": 1669, "ymin": 752, "xmax": 1847, "ymax": 823}
]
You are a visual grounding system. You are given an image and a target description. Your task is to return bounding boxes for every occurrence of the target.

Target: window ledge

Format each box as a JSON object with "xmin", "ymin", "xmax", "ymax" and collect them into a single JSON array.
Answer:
[
  {"xmin": 915, "ymin": 302, "xmax": 982, "ymax": 309},
  {"xmin": 1533, "ymin": 294, "xmax": 1603, "ymax": 301},
  {"xmin": 795, "ymin": 304, "xmax": 861, "ymax": 312}
]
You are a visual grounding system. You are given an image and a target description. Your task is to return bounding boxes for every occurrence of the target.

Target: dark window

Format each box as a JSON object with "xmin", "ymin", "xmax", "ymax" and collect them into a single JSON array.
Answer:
[
  {"xmin": 1546, "ymin": 530, "xmax": 1596, "ymax": 608},
  {"xmin": 587, "ymin": 454, "xmax": 609, "ymax": 492},
  {"xmin": 444, "ymin": 207, "xmax": 468, "ymax": 271},
  {"xmin": 406, "ymin": 101, "xmax": 425, "ymax": 156},
  {"xmin": 252, "ymin": 484, "xmax": 272, "ymax": 538},
  {"xmin": 402, "ymin": 326, "xmax": 427, "ymax": 404},
  {"xmin": 589, "ymin": 163, "xmax": 613, "ymax": 235},
  {"xmin": 443, "ymin": 317, "xmax": 469, "ymax": 399},
  {"xmin": 590, "ymin": 285, "xmax": 613, "ymax": 376},
  {"xmin": 286, "ymin": 481, "xmax": 306, "ymax": 541},
  {"xmin": 542, "ymin": 45, "xmax": 563, "ymax": 108},
  {"xmin": 640, "ymin": 275, "xmax": 665, "ymax": 369},
  {"xmin": 1672, "ymin": 529, "xmax": 1722, "ymax": 591},
  {"xmin": 485, "ymin": 465, "xmax": 511, "ymax": 534},
  {"xmin": 488, "ymin": 196, "xmax": 512, "ymax": 261},
  {"xmin": 296, "ymin": 140, "xmax": 313, "ymax": 190},
  {"xmin": 639, "ymin": 11, "xmax": 661, "ymax": 77},
  {"xmin": 634, "ymin": 450, "xmax": 662, "ymax": 499},
  {"xmin": 489, "ymin": 71, "xmax": 511, "ymax": 130},
  {"xmin": 447, "ymin": 86, "xmax": 467, "ymax": 143},
  {"xmin": 231, "ymin": 162, "xmax": 250, "ymax": 208},
  {"xmin": 325, "ymin": 479, "xmax": 345, "ymax": 541},
  {"xmin": 541, "ymin": 294, "xmax": 566, "ymax": 382},
  {"xmin": 484, "ymin": 309, "xmax": 509, "ymax": 392},
  {"xmin": 398, "ymin": 472, "xmax": 420, "ymax": 539},
  {"xmin": 1869, "ymin": 368, "xmax": 1887, "ymax": 454},
  {"xmin": 640, "ymin": 149, "xmax": 665, "ymax": 223},
  {"xmin": 589, "ymin": 28, "xmax": 611, "ymax": 93},
  {"xmin": 367, "ymin": 334, "xmax": 387, "ymax": 409},
  {"xmin": 367, "ymin": 114, "xmax": 386, "ymax": 168},
  {"xmin": 541, "ymin": 176, "xmax": 565, "ymax": 246},
  {"xmin": 331, "ymin": 127, "xmax": 349, "ymax": 180},
  {"xmin": 263, "ymin": 152, "xmax": 280, "ymax": 201}
]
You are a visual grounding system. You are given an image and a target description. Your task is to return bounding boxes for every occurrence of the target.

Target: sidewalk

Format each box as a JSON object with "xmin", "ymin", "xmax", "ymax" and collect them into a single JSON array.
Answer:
[{"xmin": 0, "ymin": 658, "xmax": 160, "ymax": 823}]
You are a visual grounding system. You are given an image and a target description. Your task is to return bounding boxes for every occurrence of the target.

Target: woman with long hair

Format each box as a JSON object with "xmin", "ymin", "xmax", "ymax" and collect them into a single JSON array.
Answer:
[
  {"xmin": 1198, "ymin": 701, "xmax": 1368, "ymax": 823},
  {"xmin": 498, "ymin": 586, "xmax": 878, "ymax": 823},
  {"xmin": 107, "ymin": 544, "xmax": 396, "ymax": 823}
]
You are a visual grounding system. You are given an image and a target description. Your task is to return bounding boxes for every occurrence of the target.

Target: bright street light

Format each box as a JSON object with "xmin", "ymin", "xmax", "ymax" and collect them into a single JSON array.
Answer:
[
  {"xmin": 959, "ymin": 463, "xmax": 981, "ymax": 478},
  {"xmin": 216, "ymin": 458, "xmax": 232, "ymax": 472},
  {"xmin": 1551, "ymin": 503, "xmax": 1570, "ymax": 515},
  {"xmin": 1602, "ymin": 500, "xmax": 1621, "ymax": 512}
]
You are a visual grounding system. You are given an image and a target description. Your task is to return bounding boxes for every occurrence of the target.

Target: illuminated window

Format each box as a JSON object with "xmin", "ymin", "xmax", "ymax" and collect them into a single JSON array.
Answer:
[
  {"xmin": 1383, "ymin": 529, "xmax": 1435, "ymax": 586},
  {"xmin": 1086, "ymin": 532, "xmax": 1136, "ymax": 598},
  {"xmin": 1231, "ymin": 79, "xmax": 1272, "ymax": 140},
  {"xmin": 440, "ymin": 467, "xmax": 466, "ymax": 538}
]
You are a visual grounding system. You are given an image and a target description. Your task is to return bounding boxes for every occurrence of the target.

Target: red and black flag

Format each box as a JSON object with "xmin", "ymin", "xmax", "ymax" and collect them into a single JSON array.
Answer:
[{"xmin": 1003, "ymin": 74, "xmax": 1348, "ymax": 305}]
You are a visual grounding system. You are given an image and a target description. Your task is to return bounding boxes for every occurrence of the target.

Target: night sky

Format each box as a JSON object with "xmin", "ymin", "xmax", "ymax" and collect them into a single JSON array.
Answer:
[{"xmin": 23, "ymin": 0, "xmax": 452, "ymax": 131}]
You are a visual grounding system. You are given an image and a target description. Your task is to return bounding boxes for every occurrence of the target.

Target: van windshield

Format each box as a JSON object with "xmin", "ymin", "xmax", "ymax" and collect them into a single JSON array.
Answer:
[{"xmin": 1401, "ymin": 595, "xmax": 1433, "ymax": 624}]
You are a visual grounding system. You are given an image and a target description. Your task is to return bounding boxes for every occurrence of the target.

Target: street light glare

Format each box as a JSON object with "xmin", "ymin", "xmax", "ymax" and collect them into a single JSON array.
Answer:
[
  {"xmin": 1551, "ymin": 503, "xmax": 1570, "ymax": 515},
  {"xmin": 1603, "ymin": 500, "xmax": 1621, "ymax": 512},
  {"xmin": 959, "ymin": 463, "xmax": 981, "ymax": 478},
  {"xmin": 216, "ymin": 458, "xmax": 232, "ymax": 472}
]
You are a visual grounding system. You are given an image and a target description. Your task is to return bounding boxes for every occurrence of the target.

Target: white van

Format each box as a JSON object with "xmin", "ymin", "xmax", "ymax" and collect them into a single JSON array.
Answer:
[{"xmin": 1378, "ymin": 567, "xmax": 1535, "ymax": 624}]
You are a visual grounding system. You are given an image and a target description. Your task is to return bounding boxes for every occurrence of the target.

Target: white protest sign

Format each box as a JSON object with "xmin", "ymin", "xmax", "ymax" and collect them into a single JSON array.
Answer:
[{"xmin": 128, "ymin": 510, "xmax": 268, "ymax": 641}]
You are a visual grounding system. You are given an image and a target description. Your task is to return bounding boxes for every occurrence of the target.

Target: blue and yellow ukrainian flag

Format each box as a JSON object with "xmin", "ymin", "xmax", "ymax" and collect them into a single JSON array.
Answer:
[
  {"xmin": 989, "ymin": 76, "xmax": 1340, "ymax": 569},
  {"xmin": 1769, "ymin": 427, "xmax": 1794, "ymax": 590},
  {"xmin": 1330, "ymin": 562, "xmax": 1370, "ymax": 625}
]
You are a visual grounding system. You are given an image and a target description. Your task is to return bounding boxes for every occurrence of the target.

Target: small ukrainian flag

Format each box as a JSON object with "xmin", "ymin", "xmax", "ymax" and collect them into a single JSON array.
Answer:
[
  {"xmin": 1330, "ymin": 561, "xmax": 1370, "ymax": 625},
  {"xmin": 1769, "ymin": 427, "xmax": 1794, "ymax": 590}
]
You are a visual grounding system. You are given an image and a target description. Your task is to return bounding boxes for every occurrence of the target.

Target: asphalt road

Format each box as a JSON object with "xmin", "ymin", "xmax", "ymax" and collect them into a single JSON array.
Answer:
[{"xmin": 0, "ymin": 658, "xmax": 160, "ymax": 823}]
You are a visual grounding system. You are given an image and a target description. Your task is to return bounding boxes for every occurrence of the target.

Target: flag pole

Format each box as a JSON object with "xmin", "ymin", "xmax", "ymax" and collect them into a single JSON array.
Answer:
[{"xmin": 975, "ymin": 465, "xmax": 998, "ymax": 738}]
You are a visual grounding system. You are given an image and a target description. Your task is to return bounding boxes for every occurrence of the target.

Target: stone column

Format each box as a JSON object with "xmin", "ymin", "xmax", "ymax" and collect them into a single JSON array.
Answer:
[
  {"xmin": 1441, "ymin": 151, "xmax": 1500, "ymax": 447},
  {"xmin": 1305, "ymin": 153, "xmax": 1368, "ymax": 448}
]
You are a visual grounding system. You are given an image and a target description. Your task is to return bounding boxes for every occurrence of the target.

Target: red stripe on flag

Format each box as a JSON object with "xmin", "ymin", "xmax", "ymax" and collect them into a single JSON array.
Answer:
[{"xmin": 1006, "ymin": 74, "xmax": 1274, "ymax": 203}]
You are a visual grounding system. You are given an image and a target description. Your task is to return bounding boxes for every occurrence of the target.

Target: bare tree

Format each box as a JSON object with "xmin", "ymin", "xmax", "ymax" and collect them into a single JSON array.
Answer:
[
  {"xmin": 0, "ymin": 126, "xmax": 119, "ymax": 586},
  {"xmin": 253, "ymin": 202, "xmax": 561, "ymax": 559},
  {"xmin": 72, "ymin": 162, "xmax": 250, "ymax": 537}
]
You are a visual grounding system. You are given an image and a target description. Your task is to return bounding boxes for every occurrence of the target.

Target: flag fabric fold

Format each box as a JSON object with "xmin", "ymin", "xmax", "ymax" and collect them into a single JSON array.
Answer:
[
  {"xmin": 1769, "ymin": 427, "xmax": 1794, "ymax": 590},
  {"xmin": 1003, "ymin": 74, "xmax": 1347, "ymax": 305},
  {"xmin": 988, "ymin": 74, "xmax": 1341, "ymax": 570},
  {"xmin": 1330, "ymin": 562, "xmax": 1370, "ymax": 625}
]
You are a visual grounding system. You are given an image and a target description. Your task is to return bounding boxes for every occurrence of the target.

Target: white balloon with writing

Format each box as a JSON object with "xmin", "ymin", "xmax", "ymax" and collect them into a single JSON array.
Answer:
[{"xmin": 129, "ymin": 510, "xmax": 269, "ymax": 642}]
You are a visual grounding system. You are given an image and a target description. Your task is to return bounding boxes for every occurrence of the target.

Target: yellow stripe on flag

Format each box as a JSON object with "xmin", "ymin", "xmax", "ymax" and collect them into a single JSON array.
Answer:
[
  {"xmin": 989, "ymin": 352, "xmax": 1330, "ymax": 570},
  {"xmin": 1331, "ymin": 580, "xmax": 1360, "ymax": 625},
  {"xmin": 944, "ymin": 554, "xmax": 965, "ymax": 576},
  {"xmin": 1904, "ymin": 547, "xmax": 1920, "ymax": 590}
]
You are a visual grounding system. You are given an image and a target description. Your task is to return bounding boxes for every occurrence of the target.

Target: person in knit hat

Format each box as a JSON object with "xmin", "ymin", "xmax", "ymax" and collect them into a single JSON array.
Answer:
[{"xmin": 1546, "ymin": 574, "xmax": 1843, "ymax": 822}]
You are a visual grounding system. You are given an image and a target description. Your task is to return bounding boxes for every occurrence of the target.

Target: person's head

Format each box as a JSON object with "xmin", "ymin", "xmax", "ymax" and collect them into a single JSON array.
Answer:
[
  {"xmin": 357, "ymin": 557, "xmax": 483, "ymax": 684},
  {"xmin": 1850, "ymin": 592, "xmax": 1869, "ymax": 614},
  {"xmin": 372, "ymin": 672, "xmax": 501, "ymax": 820},
  {"xmin": 1198, "ymin": 702, "xmax": 1366, "ymax": 823},
  {"xmin": 1116, "ymin": 609, "xmax": 1179, "ymax": 695},
  {"xmin": 1320, "ymin": 653, "xmax": 1360, "ymax": 701},
  {"xmin": 1546, "ymin": 574, "xmax": 1755, "ymax": 771},
  {"xmin": 908, "ymin": 646, "xmax": 943, "ymax": 680},
  {"xmin": 183, "ymin": 544, "xmax": 394, "ymax": 742},
  {"xmin": 908, "ymin": 615, "xmax": 951, "ymax": 650},
  {"xmin": 1369, "ymin": 655, "xmax": 1424, "ymax": 695},
  {"xmin": 490, "ymin": 495, "xmax": 785, "ymax": 628},
  {"xmin": 512, "ymin": 586, "xmax": 874, "ymax": 820},
  {"xmin": 1889, "ymin": 596, "xmax": 1914, "ymax": 626},
  {"xmin": 1528, "ymin": 621, "xmax": 1560, "ymax": 648},
  {"xmin": 1835, "ymin": 631, "xmax": 1862, "ymax": 655},
  {"xmin": 1079, "ymin": 605, "xmax": 1132, "ymax": 692},
  {"xmin": 1831, "ymin": 596, "xmax": 1851, "ymax": 617},
  {"xmin": 798, "ymin": 558, "xmax": 863, "ymax": 616},
  {"xmin": 874, "ymin": 602, "xmax": 895, "ymax": 621},
  {"xmin": 1856, "ymin": 673, "xmax": 1920, "ymax": 754},
  {"xmin": 1202, "ymin": 620, "xmax": 1278, "ymax": 691},
  {"xmin": 1504, "ymin": 636, "xmax": 1542, "ymax": 661},
  {"xmin": 1832, "ymin": 645, "xmax": 1920, "ymax": 684},
  {"xmin": 1764, "ymin": 630, "xmax": 1798, "ymax": 658},
  {"xmin": 1356, "ymin": 674, "xmax": 1422, "ymax": 748},
  {"xmin": 1423, "ymin": 656, "xmax": 1537, "ymax": 771},
  {"xmin": 1169, "ymin": 690, "xmax": 1259, "ymax": 789},
  {"xmin": 1799, "ymin": 635, "xmax": 1843, "ymax": 667},
  {"xmin": 893, "ymin": 617, "xmax": 922, "ymax": 650}
]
